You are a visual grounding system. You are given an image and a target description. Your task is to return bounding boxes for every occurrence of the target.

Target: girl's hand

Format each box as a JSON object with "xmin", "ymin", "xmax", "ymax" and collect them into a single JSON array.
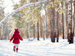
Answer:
[{"xmin": 21, "ymin": 39, "xmax": 23, "ymax": 41}]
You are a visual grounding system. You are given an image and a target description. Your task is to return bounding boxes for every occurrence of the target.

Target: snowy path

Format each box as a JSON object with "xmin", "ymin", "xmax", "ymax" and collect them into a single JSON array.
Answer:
[{"xmin": 0, "ymin": 38, "xmax": 75, "ymax": 56}]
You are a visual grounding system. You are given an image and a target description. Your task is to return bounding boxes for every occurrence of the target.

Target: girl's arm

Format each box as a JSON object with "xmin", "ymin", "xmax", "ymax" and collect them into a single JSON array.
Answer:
[
  {"xmin": 19, "ymin": 35, "xmax": 23, "ymax": 41},
  {"xmin": 10, "ymin": 34, "xmax": 14, "ymax": 42}
]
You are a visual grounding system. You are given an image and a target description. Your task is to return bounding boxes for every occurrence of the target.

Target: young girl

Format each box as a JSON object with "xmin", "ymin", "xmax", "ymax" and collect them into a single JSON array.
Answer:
[{"xmin": 10, "ymin": 29, "xmax": 23, "ymax": 52}]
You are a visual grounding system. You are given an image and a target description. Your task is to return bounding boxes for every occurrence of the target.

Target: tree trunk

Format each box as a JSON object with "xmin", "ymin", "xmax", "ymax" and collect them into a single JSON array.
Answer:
[
  {"xmin": 27, "ymin": 23, "xmax": 29, "ymax": 39},
  {"xmin": 62, "ymin": 0, "xmax": 64, "ymax": 39},
  {"xmin": 50, "ymin": 0, "xmax": 55, "ymax": 42},
  {"xmin": 65, "ymin": 2, "xmax": 69, "ymax": 42},
  {"xmin": 74, "ymin": 0, "xmax": 75, "ymax": 36},
  {"xmin": 35, "ymin": 0, "xmax": 39, "ymax": 41},
  {"xmin": 40, "ymin": 16, "xmax": 43, "ymax": 38},
  {"xmin": 68, "ymin": 0, "xmax": 73, "ymax": 44},
  {"xmin": 33, "ymin": 24, "xmax": 35, "ymax": 39},
  {"xmin": 37, "ymin": 21, "xmax": 39, "ymax": 41},
  {"xmin": 1, "ymin": 24, "xmax": 3, "ymax": 40},
  {"xmin": 47, "ymin": 8, "xmax": 51, "ymax": 38},
  {"xmin": 56, "ymin": 4, "xmax": 59, "ymax": 42},
  {"xmin": 0, "ymin": 27, "xmax": 1, "ymax": 40},
  {"xmin": 45, "ymin": 9, "xmax": 48, "ymax": 38}
]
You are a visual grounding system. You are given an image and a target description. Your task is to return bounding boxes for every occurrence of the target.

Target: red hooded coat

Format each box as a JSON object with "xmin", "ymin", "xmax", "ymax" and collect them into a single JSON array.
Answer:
[{"xmin": 10, "ymin": 29, "xmax": 23, "ymax": 44}]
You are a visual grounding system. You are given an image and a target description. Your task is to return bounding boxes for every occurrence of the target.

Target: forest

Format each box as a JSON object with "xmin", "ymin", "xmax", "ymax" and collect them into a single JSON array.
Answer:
[{"xmin": 0, "ymin": 0, "xmax": 75, "ymax": 44}]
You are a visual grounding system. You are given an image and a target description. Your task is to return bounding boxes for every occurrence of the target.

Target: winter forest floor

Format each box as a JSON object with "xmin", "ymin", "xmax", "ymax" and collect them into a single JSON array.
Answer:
[{"xmin": 0, "ymin": 37, "xmax": 75, "ymax": 56}]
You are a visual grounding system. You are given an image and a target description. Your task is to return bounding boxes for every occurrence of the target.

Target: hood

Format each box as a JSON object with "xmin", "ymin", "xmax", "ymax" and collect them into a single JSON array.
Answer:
[
  {"xmin": 14, "ymin": 29, "xmax": 19, "ymax": 34},
  {"xmin": 14, "ymin": 29, "xmax": 20, "ymax": 38}
]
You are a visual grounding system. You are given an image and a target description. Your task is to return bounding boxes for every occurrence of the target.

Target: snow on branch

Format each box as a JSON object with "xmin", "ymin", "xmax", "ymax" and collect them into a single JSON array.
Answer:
[
  {"xmin": 0, "ymin": 0, "xmax": 50, "ymax": 25},
  {"xmin": 0, "ymin": 5, "xmax": 8, "ymax": 14}
]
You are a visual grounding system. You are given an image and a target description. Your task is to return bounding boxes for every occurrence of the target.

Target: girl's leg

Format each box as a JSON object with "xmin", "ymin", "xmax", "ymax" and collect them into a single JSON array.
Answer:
[
  {"xmin": 15, "ymin": 44, "xmax": 19, "ymax": 52},
  {"xmin": 13, "ymin": 44, "xmax": 16, "ymax": 51}
]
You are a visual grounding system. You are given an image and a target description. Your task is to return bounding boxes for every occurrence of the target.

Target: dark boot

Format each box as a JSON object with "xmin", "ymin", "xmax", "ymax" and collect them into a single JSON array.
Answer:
[
  {"xmin": 13, "ymin": 46, "xmax": 16, "ymax": 52},
  {"xmin": 16, "ymin": 48, "xmax": 18, "ymax": 52},
  {"xmin": 13, "ymin": 48, "xmax": 15, "ymax": 52}
]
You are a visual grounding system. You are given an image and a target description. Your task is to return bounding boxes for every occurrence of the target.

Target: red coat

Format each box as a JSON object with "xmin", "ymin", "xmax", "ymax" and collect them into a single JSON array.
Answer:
[{"xmin": 10, "ymin": 29, "xmax": 23, "ymax": 44}]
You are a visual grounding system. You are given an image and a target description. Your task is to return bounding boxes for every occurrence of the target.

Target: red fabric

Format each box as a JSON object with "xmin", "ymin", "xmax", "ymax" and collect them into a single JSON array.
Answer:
[
  {"xmin": 16, "ymin": 48, "xmax": 18, "ymax": 51},
  {"xmin": 14, "ymin": 46, "xmax": 16, "ymax": 48},
  {"xmin": 10, "ymin": 29, "xmax": 23, "ymax": 44}
]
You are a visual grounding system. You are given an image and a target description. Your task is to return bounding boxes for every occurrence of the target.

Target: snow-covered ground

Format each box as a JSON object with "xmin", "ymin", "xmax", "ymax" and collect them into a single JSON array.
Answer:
[{"xmin": 0, "ymin": 37, "xmax": 75, "ymax": 56}]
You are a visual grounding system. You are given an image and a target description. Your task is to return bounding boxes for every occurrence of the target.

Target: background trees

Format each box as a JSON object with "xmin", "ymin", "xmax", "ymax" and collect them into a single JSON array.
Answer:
[
  {"xmin": 0, "ymin": 0, "xmax": 5, "ymax": 40},
  {"xmin": 0, "ymin": 0, "xmax": 75, "ymax": 44}
]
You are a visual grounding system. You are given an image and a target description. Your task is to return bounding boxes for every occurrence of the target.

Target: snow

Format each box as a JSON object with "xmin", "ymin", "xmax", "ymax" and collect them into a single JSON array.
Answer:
[{"xmin": 0, "ymin": 37, "xmax": 75, "ymax": 56}]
